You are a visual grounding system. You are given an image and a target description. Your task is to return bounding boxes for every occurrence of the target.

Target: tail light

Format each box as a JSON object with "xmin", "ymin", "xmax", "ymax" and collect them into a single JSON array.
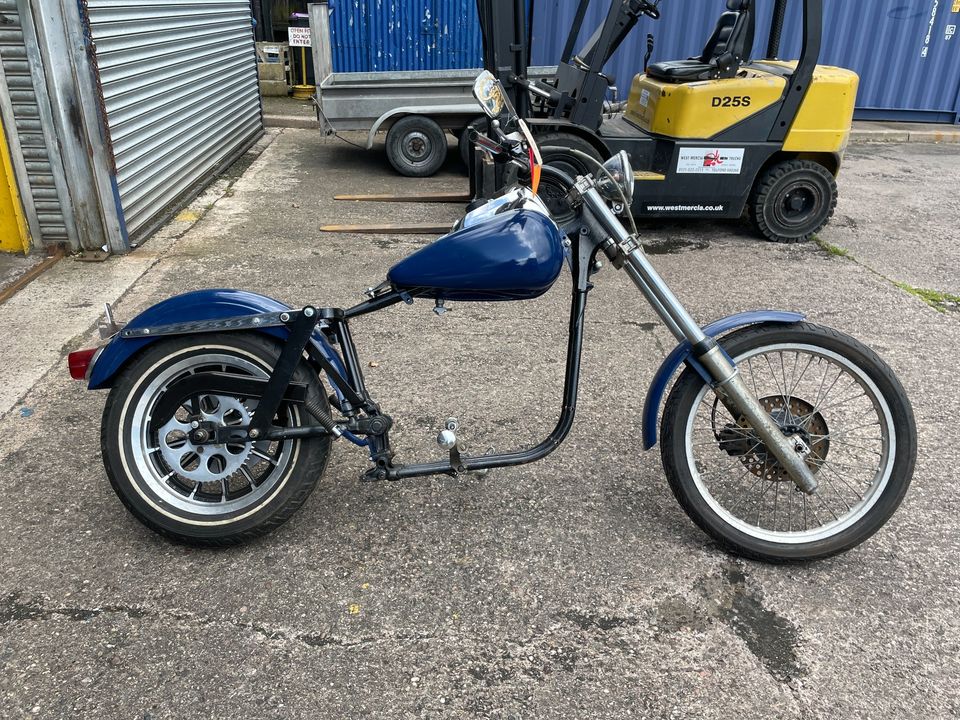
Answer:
[{"xmin": 68, "ymin": 347, "xmax": 99, "ymax": 380}]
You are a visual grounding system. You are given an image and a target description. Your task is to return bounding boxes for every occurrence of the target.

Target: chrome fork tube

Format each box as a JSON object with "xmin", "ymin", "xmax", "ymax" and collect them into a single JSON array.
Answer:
[
  {"xmin": 696, "ymin": 347, "xmax": 819, "ymax": 494},
  {"xmin": 581, "ymin": 187, "xmax": 819, "ymax": 494}
]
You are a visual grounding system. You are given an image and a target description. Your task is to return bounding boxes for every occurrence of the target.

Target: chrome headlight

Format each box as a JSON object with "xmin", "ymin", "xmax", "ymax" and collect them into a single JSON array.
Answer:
[{"xmin": 597, "ymin": 150, "xmax": 635, "ymax": 206}]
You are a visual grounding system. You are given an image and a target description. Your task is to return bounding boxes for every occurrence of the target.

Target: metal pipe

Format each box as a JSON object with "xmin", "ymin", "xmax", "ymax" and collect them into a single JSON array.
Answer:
[
  {"xmin": 579, "ymin": 186, "xmax": 705, "ymax": 345},
  {"xmin": 391, "ymin": 282, "xmax": 590, "ymax": 480}
]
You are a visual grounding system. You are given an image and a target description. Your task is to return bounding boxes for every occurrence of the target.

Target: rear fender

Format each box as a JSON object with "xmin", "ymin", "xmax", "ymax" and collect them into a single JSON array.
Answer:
[
  {"xmin": 641, "ymin": 311, "xmax": 805, "ymax": 450},
  {"xmin": 87, "ymin": 289, "xmax": 348, "ymax": 391}
]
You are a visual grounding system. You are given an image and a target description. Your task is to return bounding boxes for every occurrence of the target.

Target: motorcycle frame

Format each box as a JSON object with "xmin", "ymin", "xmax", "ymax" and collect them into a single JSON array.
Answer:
[{"xmin": 114, "ymin": 171, "xmax": 818, "ymax": 492}]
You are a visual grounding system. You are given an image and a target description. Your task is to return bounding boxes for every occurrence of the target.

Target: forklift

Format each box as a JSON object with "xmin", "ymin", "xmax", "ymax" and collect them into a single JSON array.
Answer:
[{"xmin": 475, "ymin": 0, "xmax": 859, "ymax": 243}]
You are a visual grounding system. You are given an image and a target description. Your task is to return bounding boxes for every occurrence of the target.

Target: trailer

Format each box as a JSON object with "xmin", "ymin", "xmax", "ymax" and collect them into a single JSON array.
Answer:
[{"xmin": 307, "ymin": 4, "xmax": 553, "ymax": 177}]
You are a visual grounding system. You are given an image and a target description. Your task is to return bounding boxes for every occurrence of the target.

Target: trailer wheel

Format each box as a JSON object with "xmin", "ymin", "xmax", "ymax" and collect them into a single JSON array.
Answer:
[
  {"xmin": 386, "ymin": 116, "xmax": 447, "ymax": 177},
  {"xmin": 749, "ymin": 160, "xmax": 838, "ymax": 243},
  {"xmin": 536, "ymin": 132, "xmax": 605, "ymax": 223}
]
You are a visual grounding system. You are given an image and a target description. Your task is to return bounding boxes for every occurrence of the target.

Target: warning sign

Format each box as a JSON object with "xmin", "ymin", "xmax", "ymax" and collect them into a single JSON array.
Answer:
[
  {"xmin": 676, "ymin": 148, "xmax": 745, "ymax": 175},
  {"xmin": 288, "ymin": 26, "xmax": 311, "ymax": 47}
]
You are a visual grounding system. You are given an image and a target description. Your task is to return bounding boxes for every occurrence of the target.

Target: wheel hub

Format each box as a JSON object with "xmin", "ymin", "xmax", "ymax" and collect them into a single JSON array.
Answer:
[
  {"xmin": 719, "ymin": 396, "xmax": 830, "ymax": 482},
  {"xmin": 158, "ymin": 394, "xmax": 253, "ymax": 484},
  {"xmin": 777, "ymin": 183, "xmax": 819, "ymax": 226},
  {"xmin": 403, "ymin": 131, "xmax": 430, "ymax": 161}
]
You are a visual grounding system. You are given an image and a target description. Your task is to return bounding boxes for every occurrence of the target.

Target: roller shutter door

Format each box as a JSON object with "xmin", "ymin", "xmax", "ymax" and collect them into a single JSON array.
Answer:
[
  {"xmin": 85, "ymin": 0, "xmax": 263, "ymax": 238},
  {"xmin": 0, "ymin": 0, "xmax": 71, "ymax": 246}
]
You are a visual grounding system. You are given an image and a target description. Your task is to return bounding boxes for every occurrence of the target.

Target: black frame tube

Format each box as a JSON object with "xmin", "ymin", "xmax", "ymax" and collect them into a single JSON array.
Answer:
[
  {"xmin": 766, "ymin": 0, "xmax": 788, "ymax": 59},
  {"xmin": 389, "ymin": 280, "xmax": 590, "ymax": 480}
]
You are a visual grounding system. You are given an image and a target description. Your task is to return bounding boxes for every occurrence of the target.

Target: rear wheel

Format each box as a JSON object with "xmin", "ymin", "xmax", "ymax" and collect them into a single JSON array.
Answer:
[
  {"xmin": 385, "ymin": 115, "xmax": 448, "ymax": 177},
  {"xmin": 535, "ymin": 132, "xmax": 605, "ymax": 223},
  {"xmin": 661, "ymin": 323, "xmax": 916, "ymax": 562},
  {"xmin": 749, "ymin": 159, "xmax": 838, "ymax": 243},
  {"xmin": 101, "ymin": 333, "xmax": 332, "ymax": 546}
]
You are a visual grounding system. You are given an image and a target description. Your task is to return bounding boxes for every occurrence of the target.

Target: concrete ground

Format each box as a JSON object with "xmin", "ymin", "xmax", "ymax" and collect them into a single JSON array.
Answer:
[
  {"xmin": 1, "ymin": 130, "xmax": 958, "ymax": 719},
  {"xmin": 0, "ymin": 253, "xmax": 41, "ymax": 291}
]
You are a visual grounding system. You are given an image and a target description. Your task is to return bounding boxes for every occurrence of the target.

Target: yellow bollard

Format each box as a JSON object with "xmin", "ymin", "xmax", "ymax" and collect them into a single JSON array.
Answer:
[{"xmin": 291, "ymin": 44, "xmax": 315, "ymax": 99}]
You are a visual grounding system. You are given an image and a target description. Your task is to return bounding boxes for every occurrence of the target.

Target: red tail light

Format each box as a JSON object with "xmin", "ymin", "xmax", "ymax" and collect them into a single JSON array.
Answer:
[{"xmin": 68, "ymin": 348, "xmax": 98, "ymax": 380}]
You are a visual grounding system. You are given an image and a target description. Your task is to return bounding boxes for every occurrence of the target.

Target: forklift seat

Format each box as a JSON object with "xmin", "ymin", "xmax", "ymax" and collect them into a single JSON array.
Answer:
[{"xmin": 646, "ymin": 0, "xmax": 755, "ymax": 83}]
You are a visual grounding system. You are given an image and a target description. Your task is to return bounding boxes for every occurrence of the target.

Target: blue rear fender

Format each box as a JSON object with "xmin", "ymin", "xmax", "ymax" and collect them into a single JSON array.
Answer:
[
  {"xmin": 641, "ymin": 311, "xmax": 805, "ymax": 450},
  {"xmin": 87, "ymin": 289, "xmax": 347, "ymax": 390}
]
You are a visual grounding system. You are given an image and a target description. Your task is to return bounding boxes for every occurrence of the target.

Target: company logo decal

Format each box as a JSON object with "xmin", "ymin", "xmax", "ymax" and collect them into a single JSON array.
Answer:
[{"xmin": 677, "ymin": 148, "xmax": 746, "ymax": 175}]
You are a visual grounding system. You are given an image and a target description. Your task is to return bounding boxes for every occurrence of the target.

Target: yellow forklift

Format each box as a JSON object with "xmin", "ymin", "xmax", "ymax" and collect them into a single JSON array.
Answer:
[{"xmin": 481, "ymin": 0, "xmax": 859, "ymax": 243}]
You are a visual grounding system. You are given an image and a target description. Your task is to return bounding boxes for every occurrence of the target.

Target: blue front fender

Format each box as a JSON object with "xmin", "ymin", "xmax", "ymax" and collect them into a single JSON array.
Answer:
[
  {"xmin": 88, "ymin": 289, "xmax": 347, "ymax": 390},
  {"xmin": 641, "ymin": 310, "xmax": 805, "ymax": 451}
]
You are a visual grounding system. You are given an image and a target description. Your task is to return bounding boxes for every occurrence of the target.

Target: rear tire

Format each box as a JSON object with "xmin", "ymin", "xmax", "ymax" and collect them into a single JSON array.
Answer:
[
  {"xmin": 660, "ymin": 322, "xmax": 916, "ymax": 562},
  {"xmin": 385, "ymin": 115, "xmax": 448, "ymax": 177},
  {"xmin": 535, "ymin": 132, "xmax": 605, "ymax": 223},
  {"xmin": 749, "ymin": 159, "xmax": 838, "ymax": 243},
  {"xmin": 101, "ymin": 333, "xmax": 332, "ymax": 546}
]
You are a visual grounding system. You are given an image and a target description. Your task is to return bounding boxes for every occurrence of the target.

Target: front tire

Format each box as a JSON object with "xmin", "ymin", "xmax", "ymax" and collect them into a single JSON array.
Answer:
[
  {"xmin": 101, "ymin": 333, "xmax": 332, "ymax": 546},
  {"xmin": 660, "ymin": 323, "xmax": 916, "ymax": 562}
]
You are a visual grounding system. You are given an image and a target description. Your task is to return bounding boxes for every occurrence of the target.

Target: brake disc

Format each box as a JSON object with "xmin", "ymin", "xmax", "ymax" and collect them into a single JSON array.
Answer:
[{"xmin": 717, "ymin": 396, "xmax": 830, "ymax": 482}]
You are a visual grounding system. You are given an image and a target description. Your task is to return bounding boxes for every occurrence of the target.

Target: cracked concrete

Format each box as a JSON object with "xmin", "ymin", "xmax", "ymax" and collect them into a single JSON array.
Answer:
[{"xmin": 0, "ymin": 131, "xmax": 958, "ymax": 718}]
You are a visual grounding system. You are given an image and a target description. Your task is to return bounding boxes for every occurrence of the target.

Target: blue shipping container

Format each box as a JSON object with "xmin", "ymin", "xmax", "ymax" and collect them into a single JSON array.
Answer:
[
  {"xmin": 327, "ymin": 0, "xmax": 484, "ymax": 71},
  {"xmin": 327, "ymin": 0, "xmax": 960, "ymax": 123}
]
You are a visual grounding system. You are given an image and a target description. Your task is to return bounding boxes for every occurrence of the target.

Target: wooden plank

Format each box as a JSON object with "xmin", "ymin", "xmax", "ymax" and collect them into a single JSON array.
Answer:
[
  {"xmin": 318, "ymin": 223, "xmax": 450, "ymax": 234},
  {"xmin": 333, "ymin": 192, "xmax": 470, "ymax": 203}
]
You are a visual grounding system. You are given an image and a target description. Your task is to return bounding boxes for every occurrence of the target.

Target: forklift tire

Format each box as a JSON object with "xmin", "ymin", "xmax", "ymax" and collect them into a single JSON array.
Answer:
[
  {"xmin": 749, "ymin": 159, "xmax": 838, "ymax": 243},
  {"xmin": 385, "ymin": 115, "xmax": 448, "ymax": 177},
  {"xmin": 536, "ymin": 132, "xmax": 605, "ymax": 222}
]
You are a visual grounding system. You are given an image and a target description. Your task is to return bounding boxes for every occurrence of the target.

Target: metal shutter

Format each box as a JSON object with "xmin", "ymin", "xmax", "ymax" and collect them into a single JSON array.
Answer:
[
  {"xmin": 85, "ymin": 0, "xmax": 263, "ymax": 238},
  {"xmin": 0, "ymin": 0, "xmax": 72, "ymax": 246}
]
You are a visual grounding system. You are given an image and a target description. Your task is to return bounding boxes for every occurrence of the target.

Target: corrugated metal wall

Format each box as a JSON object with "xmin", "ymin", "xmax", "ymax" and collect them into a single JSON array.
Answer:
[
  {"xmin": 328, "ymin": 0, "xmax": 483, "ymax": 72},
  {"xmin": 0, "ymin": 0, "xmax": 72, "ymax": 247},
  {"xmin": 531, "ymin": 0, "xmax": 960, "ymax": 123},
  {"xmin": 84, "ymin": 0, "xmax": 264, "ymax": 238}
]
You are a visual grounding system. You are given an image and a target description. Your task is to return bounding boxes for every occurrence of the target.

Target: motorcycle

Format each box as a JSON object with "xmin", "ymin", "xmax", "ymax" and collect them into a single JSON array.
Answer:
[{"xmin": 68, "ymin": 72, "xmax": 916, "ymax": 561}]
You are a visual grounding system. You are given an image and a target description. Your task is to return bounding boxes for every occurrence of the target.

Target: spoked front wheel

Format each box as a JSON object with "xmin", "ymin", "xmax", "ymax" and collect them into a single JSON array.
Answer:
[
  {"xmin": 101, "ymin": 333, "xmax": 332, "ymax": 546},
  {"xmin": 661, "ymin": 323, "xmax": 916, "ymax": 562}
]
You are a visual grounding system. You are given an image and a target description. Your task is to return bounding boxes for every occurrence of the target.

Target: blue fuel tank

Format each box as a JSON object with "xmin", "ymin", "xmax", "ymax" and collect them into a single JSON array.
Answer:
[{"xmin": 387, "ymin": 209, "xmax": 565, "ymax": 301}]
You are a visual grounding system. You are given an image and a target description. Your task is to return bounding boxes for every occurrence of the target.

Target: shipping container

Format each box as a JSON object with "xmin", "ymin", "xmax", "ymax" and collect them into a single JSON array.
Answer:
[{"xmin": 326, "ymin": 0, "xmax": 960, "ymax": 124}]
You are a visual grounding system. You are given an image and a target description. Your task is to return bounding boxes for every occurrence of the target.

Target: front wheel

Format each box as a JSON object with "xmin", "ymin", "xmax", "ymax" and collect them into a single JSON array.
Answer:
[
  {"xmin": 101, "ymin": 333, "xmax": 332, "ymax": 546},
  {"xmin": 661, "ymin": 323, "xmax": 916, "ymax": 562}
]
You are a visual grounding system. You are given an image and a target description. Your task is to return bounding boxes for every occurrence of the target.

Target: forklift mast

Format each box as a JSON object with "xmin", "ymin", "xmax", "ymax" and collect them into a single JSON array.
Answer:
[
  {"xmin": 551, "ymin": 0, "xmax": 661, "ymax": 130},
  {"xmin": 475, "ymin": 0, "xmax": 533, "ymax": 119},
  {"xmin": 539, "ymin": 0, "xmax": 822, "ymax": 137}
]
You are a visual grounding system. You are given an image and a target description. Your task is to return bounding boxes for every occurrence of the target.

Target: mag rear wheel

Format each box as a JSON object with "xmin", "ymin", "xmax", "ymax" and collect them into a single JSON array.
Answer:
[
  {"xmin": 661, "ymin": 323, "xmax": 916, "ymax": 562},
  {"xmin": 101, "ymin": 333, "xmax": 332, "ymax": 546}
]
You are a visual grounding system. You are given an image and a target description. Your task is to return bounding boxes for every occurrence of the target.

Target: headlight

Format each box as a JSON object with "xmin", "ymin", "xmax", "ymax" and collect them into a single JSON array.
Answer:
[{"xmin": 597, "ymin": 150, "xmax": 634, "ymax": 206}]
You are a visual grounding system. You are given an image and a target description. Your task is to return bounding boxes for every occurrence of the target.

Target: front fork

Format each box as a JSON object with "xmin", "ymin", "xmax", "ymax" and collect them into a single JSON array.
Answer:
[{"xmin": 578, "ymin": 183, "xmax": 819, "ymax": 495}]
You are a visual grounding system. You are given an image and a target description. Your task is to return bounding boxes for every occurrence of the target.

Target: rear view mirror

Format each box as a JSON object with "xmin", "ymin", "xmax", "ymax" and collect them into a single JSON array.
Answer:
[{"xmin": 473, "ymin": 71, "xmax": 507, "ymax": 118}]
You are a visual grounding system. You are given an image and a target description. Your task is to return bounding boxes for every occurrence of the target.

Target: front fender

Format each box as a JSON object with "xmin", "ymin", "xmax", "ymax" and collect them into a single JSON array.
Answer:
[
  {"xmin": 641, "ymin": 311, "xmax": 805, "ymax": 450},
  {"xmin": 88, "ymin": 289, "xmax": 346, "ymax": 390}
]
